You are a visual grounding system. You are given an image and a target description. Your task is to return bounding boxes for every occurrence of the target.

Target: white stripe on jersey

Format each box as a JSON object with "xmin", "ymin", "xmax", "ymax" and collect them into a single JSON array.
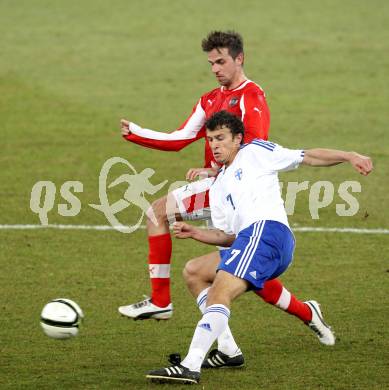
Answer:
[{"xmin": 239, "ymin": 94, "xmax": 246, "ymax": 122}]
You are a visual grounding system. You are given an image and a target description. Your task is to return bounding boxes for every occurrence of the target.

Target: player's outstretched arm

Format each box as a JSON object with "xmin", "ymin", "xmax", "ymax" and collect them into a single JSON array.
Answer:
[
  {"xmin": 119, "ymin": 100, "xmax": 207, "ymax": 152},
  {"xmin": 302, "ymin": 149, "xmax": 373, "ymax": 176},
  {"xmin": 173, "ymin": 222, "xmax": 235, "ymax": 246}
]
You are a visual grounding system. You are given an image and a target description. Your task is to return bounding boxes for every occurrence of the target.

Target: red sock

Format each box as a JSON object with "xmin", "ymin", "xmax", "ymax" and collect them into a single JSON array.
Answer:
[
  {"xmin": 148, "ymin": 233, "xmax": 172, "ymax": 308},
  {"xmin": 287, "ymin": 295, "xmax": 312, "ymax": 322},
  {"xmin": 255, "ymin": 278, "xmax": 312, "ymax": 322}
]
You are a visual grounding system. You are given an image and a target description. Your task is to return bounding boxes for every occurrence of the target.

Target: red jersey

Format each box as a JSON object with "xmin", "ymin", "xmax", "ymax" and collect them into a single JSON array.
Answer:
[{"xmin": 124, "ymin": 80, "xmax": 270, "ymax": 168}]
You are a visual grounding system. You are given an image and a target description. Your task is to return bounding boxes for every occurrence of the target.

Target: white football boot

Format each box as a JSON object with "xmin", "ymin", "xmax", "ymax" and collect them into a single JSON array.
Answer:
[
  {"xmin": 305, "ymin": 300, "xmax": 335, "ymax": 346},
  {"xmin": 118, "ymin": 296, "xmax": 173, "ymax": 320}
]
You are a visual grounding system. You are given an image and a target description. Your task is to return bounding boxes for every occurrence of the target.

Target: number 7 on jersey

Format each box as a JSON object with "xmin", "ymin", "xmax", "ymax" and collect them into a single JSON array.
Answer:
[{"xmin": 226, "ymin": 193, "xmax": 235, "ymax": 210}]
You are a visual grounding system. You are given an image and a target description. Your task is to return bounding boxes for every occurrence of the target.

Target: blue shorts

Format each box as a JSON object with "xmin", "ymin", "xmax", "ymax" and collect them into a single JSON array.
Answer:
[{"xmin": 218, "ymin": 221, "xmax": 295, "ymax": 290}]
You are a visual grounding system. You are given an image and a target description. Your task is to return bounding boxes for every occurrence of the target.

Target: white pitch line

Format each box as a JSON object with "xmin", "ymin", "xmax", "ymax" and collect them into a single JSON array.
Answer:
[
  {"xmin": 0, "ymin": 224, "xmax": 388, "ymax": 234},
  {"xmin": 293, "ymin": 227, "xmax": 389, "ymax": 234},
  {"xmin": 0, "ymin": 224, "xmax": 125, "ymax": 231}
]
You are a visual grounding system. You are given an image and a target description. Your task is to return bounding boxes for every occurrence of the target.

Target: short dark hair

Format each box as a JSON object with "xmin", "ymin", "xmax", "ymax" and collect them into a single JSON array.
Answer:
[
  {"xmin": 205, "ymin": 111, "xmax": 245, "ymax": 144},
  {"xmin": 201, "ymin": 31, "xmax": 244, "ymax": 59}
]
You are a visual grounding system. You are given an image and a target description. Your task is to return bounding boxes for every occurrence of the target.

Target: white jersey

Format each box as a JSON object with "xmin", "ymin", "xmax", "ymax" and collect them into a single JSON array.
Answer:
[{"xmin": 209, "ymin": 139, "xmax": 304, "ymax": 235}]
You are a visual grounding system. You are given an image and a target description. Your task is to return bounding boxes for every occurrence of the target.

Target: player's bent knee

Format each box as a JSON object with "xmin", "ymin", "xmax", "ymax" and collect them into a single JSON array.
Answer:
[
  {"xmin": 146, "ymin": 197, "xmax": 168, "ymax": 223},
  {"xmin": 183, "ymin": 259, "xmax": 199, "ymax": 283}
]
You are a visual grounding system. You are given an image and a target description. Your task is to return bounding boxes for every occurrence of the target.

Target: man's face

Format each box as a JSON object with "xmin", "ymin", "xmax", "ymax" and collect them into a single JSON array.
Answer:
[
  {"xmin": 206, "ymin": 126, "xmax": 242, "ymax": 166},
  {"xmin": 207, "ymin": 48, "xmax": 243, "ymax": 88}
]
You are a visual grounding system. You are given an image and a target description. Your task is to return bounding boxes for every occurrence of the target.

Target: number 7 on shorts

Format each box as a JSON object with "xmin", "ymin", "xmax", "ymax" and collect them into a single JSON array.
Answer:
[{"xmin": 225, "ymin": 249, "xmax": 241, "ymax": 265}]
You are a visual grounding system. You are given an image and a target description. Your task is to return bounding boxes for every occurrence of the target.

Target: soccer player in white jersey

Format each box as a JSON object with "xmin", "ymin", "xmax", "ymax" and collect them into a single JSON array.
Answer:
[{"xmin": 146, "ymin": 111, "xmax": 373, "ymax": 384}]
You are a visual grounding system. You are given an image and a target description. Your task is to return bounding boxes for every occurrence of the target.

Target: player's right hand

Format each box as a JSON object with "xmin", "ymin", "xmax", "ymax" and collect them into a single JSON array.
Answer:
[
  {"xmin": 186, "ymin": 167, "xmax": 218, "ymax": 181},
  {"xmin": 173, "ymin": 222, "xmax": 195, "ymax": 239},
  {"xmin": 120, "ymin": 119, "xmax": 131, "ymax": 136}
]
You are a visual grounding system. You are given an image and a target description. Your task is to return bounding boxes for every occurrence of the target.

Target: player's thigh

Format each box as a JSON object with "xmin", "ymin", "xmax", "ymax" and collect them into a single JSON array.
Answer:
[{"xmin": 184, "ymin": 251, "xmax": 220, "ymax": 282}]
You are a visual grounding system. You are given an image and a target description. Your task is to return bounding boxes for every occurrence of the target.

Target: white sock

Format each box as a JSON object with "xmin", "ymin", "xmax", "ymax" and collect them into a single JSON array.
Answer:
[
  {"xmin": 196, "ymin": 288, "xmax": 241, "ymax": 357},
  {"xmin": 196, "ymin": 287, "xmax": 210, "ymax": 313},
  {"xmin": 181, "ymin": 304, "xmax": 230, "ymax": 372}
]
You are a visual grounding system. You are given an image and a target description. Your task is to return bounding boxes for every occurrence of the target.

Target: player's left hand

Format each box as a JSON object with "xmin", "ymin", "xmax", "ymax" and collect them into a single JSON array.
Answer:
[
  {"xmin": 186, "ymin": 167, "xmax": 218, "ymax": 181},
  {"xmin": 350, "ymin": 153, "xmax": 373, "ymax": 176},
  {"xmin": 172, "ymin": 222, "xmax": 195, "ymax": 239}
]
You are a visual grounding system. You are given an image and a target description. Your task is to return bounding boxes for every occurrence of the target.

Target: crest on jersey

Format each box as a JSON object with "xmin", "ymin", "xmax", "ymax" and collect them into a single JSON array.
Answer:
[
  {"xmin": 229, "ymin": 97, "xmax": 239, "ymax": 107},
  {"xmin": 234, "ymin": 168, "xmax": 243, "ymax": 180}
]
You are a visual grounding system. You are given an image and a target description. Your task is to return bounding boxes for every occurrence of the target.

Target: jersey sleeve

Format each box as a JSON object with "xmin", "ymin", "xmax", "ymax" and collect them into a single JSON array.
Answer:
[
  {"xmin": 240, "ymin": 89, "xmax": 270, "ymax": 142},
  {"xmin": 249, "ymin": 140, "xmax": 304, "ymax": 172},
  {"xmin": 123, "ymin": 99, "xmax": 206, "ymax": 151}
]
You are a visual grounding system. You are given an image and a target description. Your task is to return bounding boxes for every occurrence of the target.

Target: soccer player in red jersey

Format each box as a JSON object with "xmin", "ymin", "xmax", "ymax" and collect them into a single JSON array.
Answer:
[{"xmin": 119, "ymin": 32, "xmax": 326, "ymax": 348}]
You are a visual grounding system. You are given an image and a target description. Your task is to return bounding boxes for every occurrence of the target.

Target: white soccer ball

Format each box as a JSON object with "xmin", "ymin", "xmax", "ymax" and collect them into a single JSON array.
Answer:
[{"xmin": 40, "ymin": 298, "xmax": 84, "ymax": 339}]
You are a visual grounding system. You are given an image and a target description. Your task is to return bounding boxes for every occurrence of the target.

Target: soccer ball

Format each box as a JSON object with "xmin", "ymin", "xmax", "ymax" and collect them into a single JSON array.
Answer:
[{"xmin": 40, "ymin": 298, "xmax": 84, "ymax": 339}]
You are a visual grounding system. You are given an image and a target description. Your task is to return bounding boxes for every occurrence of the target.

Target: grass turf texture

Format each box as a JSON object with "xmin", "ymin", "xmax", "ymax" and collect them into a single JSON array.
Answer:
[{"xmin": 1, "ymin": 0, "xmax": 388, "ymax": 388}]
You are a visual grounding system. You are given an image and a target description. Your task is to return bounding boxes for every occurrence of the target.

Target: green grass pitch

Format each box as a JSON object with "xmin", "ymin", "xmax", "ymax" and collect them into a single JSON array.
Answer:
[{"xmin": 1, "ymin": 1, "xmax": 388, "ymax": 388}]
